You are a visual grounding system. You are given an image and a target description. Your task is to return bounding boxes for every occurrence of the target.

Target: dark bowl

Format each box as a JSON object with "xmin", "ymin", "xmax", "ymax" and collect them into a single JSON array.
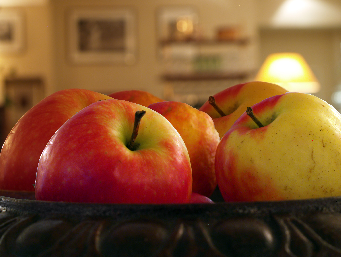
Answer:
[{"xmin": 1, "ymin": 189, "xmax": 341, "ymax": 257}]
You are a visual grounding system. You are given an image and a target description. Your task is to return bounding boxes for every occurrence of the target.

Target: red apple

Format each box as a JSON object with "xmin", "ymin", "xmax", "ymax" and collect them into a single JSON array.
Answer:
[
  {"xmin": 199, "ymin": 81, "xmax": 288, "ymax": 138},
  {"xmin": 109, "ymin": 90, "xmax": 164, "ymax": 107},
  {"xmin": 35, "ymin": 99, "xmax": 192, "ymax": 204},
  {"xmin": 215, "ymin": 92, "xmax": 341, "ymax": 202},
  {"xmin": 148, "ymin": 101, "xmax": 220, "ymax": 197},
  {"xmin": 0, "ymin": 89, "xmax": 112, "ymax": 192},
  {"xmin": 189, "ymin": 193, "xmax": 214, "ymax": 204}
]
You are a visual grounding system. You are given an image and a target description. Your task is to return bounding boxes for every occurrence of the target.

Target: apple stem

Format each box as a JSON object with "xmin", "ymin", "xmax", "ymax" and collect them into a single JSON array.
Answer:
[
  {"xmin": 127, "ymin": 110, "xmax": 146, "ymax": 151},
  {"xmin": 246, "ymin": 107, "xmax": 264, "ymax": 128},
  {"xmin": 208, "ymin": 96, "xmax": 226, "ymax": 117}
]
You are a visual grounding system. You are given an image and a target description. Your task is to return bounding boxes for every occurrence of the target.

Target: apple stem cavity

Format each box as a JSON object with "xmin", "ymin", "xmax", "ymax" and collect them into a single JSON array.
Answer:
[
  {"xmin": 208, "ymin": 96, "xmax": 226, "ymax": 117},
  {"xmin": 246, "ymin": 107, "xmax": 264, "ymax": 128},
  {"xmin": 127, "ymin": 110, "xmax": 146, "ymax": 151}
]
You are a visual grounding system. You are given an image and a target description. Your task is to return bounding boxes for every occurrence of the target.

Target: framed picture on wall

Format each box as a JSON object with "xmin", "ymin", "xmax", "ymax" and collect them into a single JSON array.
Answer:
[
  {"xmin": 68, "ymin": 8, "xmax": 136, "ymax": 65},
  {"xmin": 0, "ymin": 11, "xmax": 25, "ymax": 53}
]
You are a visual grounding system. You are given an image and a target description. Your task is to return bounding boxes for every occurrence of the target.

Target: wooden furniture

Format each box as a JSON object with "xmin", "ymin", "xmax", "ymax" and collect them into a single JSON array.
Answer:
[{"xmin": 3, "ymin": 76, "xmax": 44, "ymax": 135}]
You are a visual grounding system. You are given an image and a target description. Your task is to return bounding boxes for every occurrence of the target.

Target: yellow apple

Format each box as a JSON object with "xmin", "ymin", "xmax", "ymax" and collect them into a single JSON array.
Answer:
[
  {"xmin": 199, "ymin": 81, "xmax": 288, "ymax": 138},
  {"xmin": 149, "ymin": 101, "xmax": 220, "ymax": 197},
  {"xmin": 215, "ymin": 92, "xmax": 341, "ymax": 202}
]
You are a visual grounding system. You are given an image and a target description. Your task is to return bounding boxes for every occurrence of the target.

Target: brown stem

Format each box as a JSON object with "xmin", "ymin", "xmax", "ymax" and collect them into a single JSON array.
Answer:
[
  {"xmin": 246, "ymin": 107, "xmax": 264, "ymax": 128},
  {"xmin": 127, "ymin": 110, "xmax": 146, "ymax": 151},
  {"xmin": 208, "ymin": 96, "xmax": 226, "ymax": 117}
]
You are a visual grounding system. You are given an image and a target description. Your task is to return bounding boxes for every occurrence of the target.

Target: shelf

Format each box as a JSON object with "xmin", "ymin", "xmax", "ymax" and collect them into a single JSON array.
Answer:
[
  {"xmin": 159, "ymin": 38, "xmax": 249, "ymax": 47},
  {"xmin": 162, "ymin": 72, "xmax": 251, "ymax": 81},
  {"xmin": 4, "ymin": 76, "xmax": 44, "ymax": 86}
]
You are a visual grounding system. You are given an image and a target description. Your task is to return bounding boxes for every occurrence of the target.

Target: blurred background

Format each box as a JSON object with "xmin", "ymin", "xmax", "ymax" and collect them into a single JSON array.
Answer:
[{"xmin": 0, "ymin": 0, "xmax": 341, "ymax": 144}]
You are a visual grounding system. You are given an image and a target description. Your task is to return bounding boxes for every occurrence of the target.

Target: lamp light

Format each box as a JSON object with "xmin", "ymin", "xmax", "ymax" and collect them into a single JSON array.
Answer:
[{"xmin": 255, "ymin": 52, "xmax": 320, "ymax": 93}]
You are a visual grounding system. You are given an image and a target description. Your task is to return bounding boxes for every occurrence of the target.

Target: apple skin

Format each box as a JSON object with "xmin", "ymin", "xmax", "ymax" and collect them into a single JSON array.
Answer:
[
  {"xmin": 148, "ymin": 101, "xmax": 220, "ymax": 197},
  {"xmin": 189, "ymin": 193, "xmax": 214, "ymax": 204},
  {"xmin": 35, "ymin": 99, "xmax": 192, "ymax": 204},
  {"xmin": 0, "ymin": 89, "xmax": 112, "ymax": 192},
  {"xmin": 199, "ymin": 81, "xmax": 288, "ymax": 138},
  {"xmin": 215, "ymin": 92, "xmax": 341, "ymax": 202},
  {"xmin": 109, "ymin": 90, "xmax": 164, "ymax": 107}
]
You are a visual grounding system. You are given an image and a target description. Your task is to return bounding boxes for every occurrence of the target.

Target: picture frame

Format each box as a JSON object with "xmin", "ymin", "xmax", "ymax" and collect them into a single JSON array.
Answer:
[
  {"xmin": 68, "ymin": 8, "xmax": 136, "ymax": 65},
  {"xmin": 0, "ymin": 11, "xmax": 25, "ymax": 53}
]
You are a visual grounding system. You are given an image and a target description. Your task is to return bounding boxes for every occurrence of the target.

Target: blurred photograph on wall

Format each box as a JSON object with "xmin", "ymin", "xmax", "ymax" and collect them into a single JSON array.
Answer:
[{"xmin": 68, "ymin": 8, "xmax": 136, "ymax": 64}]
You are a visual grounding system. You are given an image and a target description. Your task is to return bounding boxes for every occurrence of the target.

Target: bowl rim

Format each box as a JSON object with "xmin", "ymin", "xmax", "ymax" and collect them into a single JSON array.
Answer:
[{"xmin": 1, "ymin": 191, "xmax": 341, "ymax": 219}]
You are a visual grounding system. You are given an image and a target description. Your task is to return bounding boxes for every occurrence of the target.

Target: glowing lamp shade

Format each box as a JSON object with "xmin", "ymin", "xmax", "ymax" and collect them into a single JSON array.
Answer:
[{"xmin": 255, "ymin": 53, "xmax": 320, "ymax": 93}]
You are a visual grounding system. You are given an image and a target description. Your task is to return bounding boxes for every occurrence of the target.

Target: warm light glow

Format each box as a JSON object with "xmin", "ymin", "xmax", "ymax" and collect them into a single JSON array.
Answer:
[
  {"xmin": 176, "ymin": 18, "xmax": 194, "ymax": 35},
  {"xmin": 255, "ymin": 53, "xmax": 320, "ymax": 93},
  {"xmin": 271, "ymin": 0, "xmax": 341, "ymax": 27},
  {"xmin": 0, "ymin": 0, "xmax": 48, "ymax": 6}
]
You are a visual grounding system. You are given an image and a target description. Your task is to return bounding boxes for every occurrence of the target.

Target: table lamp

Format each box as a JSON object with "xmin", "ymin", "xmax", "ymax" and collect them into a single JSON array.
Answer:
[{"xmin": 255, "ymin": 52, "xmax": 320, "ymax": 93}]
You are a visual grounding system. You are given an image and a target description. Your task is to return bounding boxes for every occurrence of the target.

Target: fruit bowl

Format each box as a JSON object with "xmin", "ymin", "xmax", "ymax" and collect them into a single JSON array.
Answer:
[{"xmin": 1, "ymin": 190, "xmax": 341, "ymax": 257}]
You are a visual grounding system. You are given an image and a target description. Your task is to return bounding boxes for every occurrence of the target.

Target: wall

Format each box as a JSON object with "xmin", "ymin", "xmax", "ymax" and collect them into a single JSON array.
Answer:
[
  {"xmin": 256, "ymin": 0, "xmax": 341, "ymax": 104},
  {"xmin": 50, "ymin": 0, "xmax": 257, "ymax": 98},
  {"xmin": 0, "ymin": 4, "xmax": 54, "ymax": 99},
  {"xmin": 1, "ymin": 0, "xmax": 341, "ymax": 104},
  {"xmin": 257, "ymin": 0, "xmax": 341, "ymax": 28}
]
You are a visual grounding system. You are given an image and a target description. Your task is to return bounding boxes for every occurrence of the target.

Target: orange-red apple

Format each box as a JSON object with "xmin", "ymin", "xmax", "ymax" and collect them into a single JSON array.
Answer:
[
  {"xmin": 215, "ymin": 92, "xmax": 341, "ymax": 202},
  {"xmin": 35, "ymin": 99, "xmax": 192, "ymax": 204},
  {"xmin": 149, "ymin": 101, "xmax": 220, "ymax": 197},
  {"xmin": 199, "ymin": 81, "xmax": 288, "ymax": 138},
  {"xmin": 109, "ymin": 90, "xmax": 164, "ymax": 107},
  {"xmin": 0, "ymin": 89, "xmax": 112, "ymax": 192}
]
